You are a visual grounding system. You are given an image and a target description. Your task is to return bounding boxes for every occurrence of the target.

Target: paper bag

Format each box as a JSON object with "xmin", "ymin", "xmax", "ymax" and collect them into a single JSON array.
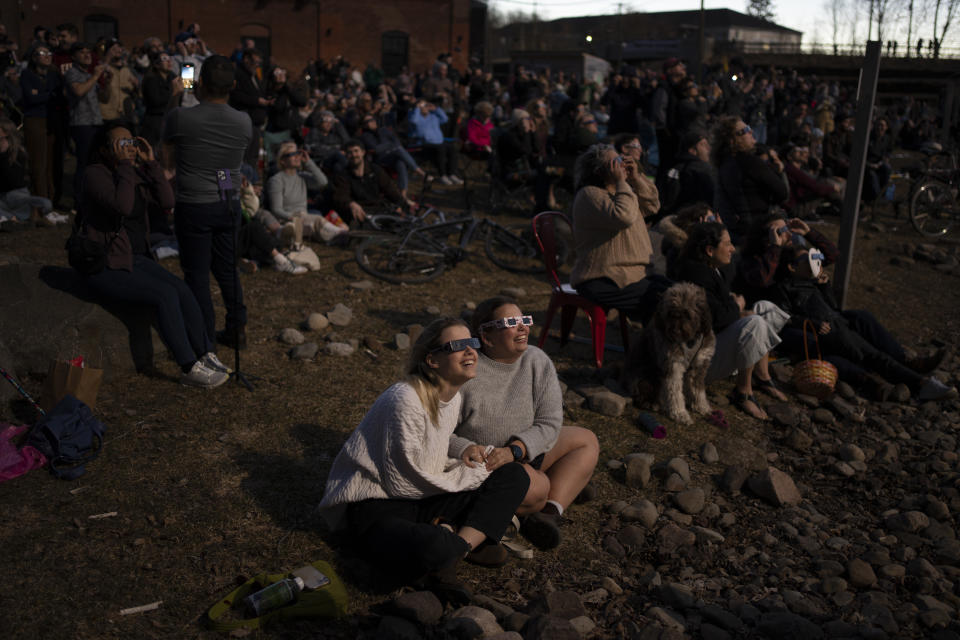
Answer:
[{"xmin": 41, "ymin": 359, "xmax": 103, "ymax": 411}]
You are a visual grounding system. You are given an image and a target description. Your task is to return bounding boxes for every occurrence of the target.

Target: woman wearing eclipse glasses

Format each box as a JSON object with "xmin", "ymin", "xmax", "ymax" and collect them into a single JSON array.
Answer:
[
  {"xmin": 452, "ymin": 297, "xmax": 600, "ymax": 552},
  {"xmin": 319, "ymin": 317, "xmax": 530, "ymax": 602}
]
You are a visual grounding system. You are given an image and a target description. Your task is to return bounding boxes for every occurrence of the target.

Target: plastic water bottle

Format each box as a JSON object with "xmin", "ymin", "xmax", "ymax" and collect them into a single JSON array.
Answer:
[
  {"xmin": 242, "ymin": 577, "xmax": 304, "ymax": 617},
  {"xmin": 637, "ymin": 412, "xmax": 666, "ymax": 439}
]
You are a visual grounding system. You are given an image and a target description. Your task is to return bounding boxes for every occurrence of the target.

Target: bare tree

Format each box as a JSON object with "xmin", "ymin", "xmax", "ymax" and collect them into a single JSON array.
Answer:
[
  {"xmin": 932, "ymin": 0, "xmax": 960, "ymax": 45},
  {"xmin": 746, "ymin": 0, "xmax": 776, "ymax": 20},
  {"xmin": 824, "ymin": 0, "xmax": 847, "ymax": 51}
]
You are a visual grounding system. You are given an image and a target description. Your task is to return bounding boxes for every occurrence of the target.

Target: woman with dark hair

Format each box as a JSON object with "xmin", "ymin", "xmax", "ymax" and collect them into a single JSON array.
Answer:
[
  {"xmin": 676, "ymin": 222, "xmax": 789, "ymax": 420},
  {"xmin": 319, "ymin": 317, "xmax": 529, "ymax": 602},
  {"xmin": 140, "ymin": 51, "xmax": 181, "ymax": 152},
  {"xmin": 76, "ymin": 123, "xmax": 229, "ymax": 388},
  {"xmin": 19, "ymin": 44, "xmax": 62, "ymax": 204},
  {"xmin": 713, "ymin": 115, "xmax": 788, "ymax": 242},
  {"xmin": 0, "ymin": 118, "xmax": 59, "ymax": 227},
  {"xmin": 569, "ymin": 143, "xmax": 670, "ymax": 323},
  {"xmin": 452, "ymin": 296, "xmax": 599, "ymax": 552}
]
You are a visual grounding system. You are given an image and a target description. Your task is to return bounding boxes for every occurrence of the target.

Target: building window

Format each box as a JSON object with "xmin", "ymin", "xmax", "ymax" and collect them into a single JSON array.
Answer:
[
  {"xmin": 382, "ymin": 31, "xmax": 409, "ymax": 77},
  {"xmin": 84, "ymin": 14, "xmax": 117, "ymax": 43},
  {"xmin": 241, "ymin": 23, "xmax": 271, "ymax": 64}
]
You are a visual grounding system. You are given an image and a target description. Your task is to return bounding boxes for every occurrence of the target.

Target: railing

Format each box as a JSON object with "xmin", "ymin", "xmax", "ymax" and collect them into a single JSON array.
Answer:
[{"xmin": 730, "ymin": 40, "xmax": 960, "ymax": 59}]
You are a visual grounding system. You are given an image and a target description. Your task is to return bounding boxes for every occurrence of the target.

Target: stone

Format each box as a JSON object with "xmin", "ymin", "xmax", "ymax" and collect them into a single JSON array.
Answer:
[
  {"xmin": 720, "ymin": 465, "xmax": 750, "ymax": 494},
  {"xmin": 376, "ymin": 615, "xmax": 424, "ymax": 640},
  {"xmin": 885, "ymin": 510, "xmax": 930, "ymax": 533},
  {"xmin": 691, "ymin": 526, "xmax": 725, "ymax": 544},
  {"xmin": 568, "ymin": 616, "xmax": 595, "ymax": 635},
  {"xmin": 394, "ymin": 333, "xmax": 411, "ymax": 350},
  {"xmin": 617, "ymin": 525, "xmax": 646, "ymax": 551},
  {"xmin": 326, "ymin": 303, "xmax": 353, "ymax": 326},
  {"xmin": 847, "ymin": 558, "xmax": 877, "ymax": 588},
  {"xmin": 756, "ymin": 612, "xmax": 824, "ymax": 639},
  {"xmin": 538, "ymin": 591, "xmax": 586, "ymax": 620},
  {"xmin": 563, "ymin": 389, "xmax": 585, "ymax": 409},
  {"xmin": 424, "ymin": 305, "xmax": 441, "ymax": 315},
  {"xmin": 392, "ymin": 591, "xmax": 443, "ymax": 625},
  {"xmin": 907, "ymin": 557, "xmax": 940, "ymax": 578},
  {"xmin": 288, "ymin": 342, "xmax": 319, "ymax": 360},
  {"xmin": 674, "ymin": 488, "xmax": 706, "ymax": 515},
  {"xmin": 748, "ymin": 467, "xmax": 802, "ymax": 506},
  {"xmin": 700, "ymin": 442, "xmax": 720, "ymax": 464},
  {"xmin": 646, "ymin": 606, "xmax": 685, "ymax": 631},
  {"xmin": 580, "ymin": 588, "xmax": 608, "ymax": 604},
  {"xmin": 625, "ymin": 499, "xmax": 658, "ymax": 528},
  {"xmin": 926, "ymin": 498, "xmax": 950, "ymax": 521},
  {"xmin": 879, "ymin": 564, "xmax": 906, "ymax": 580},
  {"xmin": 664, "ymin": 508, "xmax": 692, "ymax": 525},
  {"xmin": 812, "ymin": 408, "xmax": 834, "ymax": 424},
  {"xmin": 657, "ymin": 523, "xmax": 696, "ymax": 555},
  {"xmin": 325, "ymin": 342, "xmax": 355, "ymax": 357},
  {"xmin": 785, "ymin": 428, "xmax": 813, "ymax": 451},
  {"xmin": 500, "ymin": 287, "xmax": 527, "ymax": 299},
  {"xmin": 279, "ymin": 327, "xmax": 305, "ymax": 345},
  {"xmin": 349, "ymin": 279, "xmax": 374, "ymax": 290},
  {"xmin": 305, "ymin": 312, "xmax": 329, "ymax": 331},
  {"xmin": 838, "ymin": 443, "xmax": 866, "ymax": 462},
  {"xmin": 892, "ymin": 383, "xmax": 911, "ymax": 403},
  {"xmin": 664, "ymin": 473, "xmax": 687, "ymax": 492},
  {"xmin": 861, "ymin": 603, "xmax": 899, "ymax": 634},
  {"xmin": 836, "ymin": 380, "xmax": 857, "ymax": 399},
  {"xmin": 587, "ymin": 390, "xmax": 627, "ymax": 417},
  {"xmin": 521, "ymin": 615, "xmax": 579, "ymax": 640},
  {"xmin": 472, "ymin": 595, "xmax": 515, "ymax": 621},
  {"xmin": 659, "ymin": 582, "xmax": 696, "ymax": 610},
  {"xmin": 820, "ymin": 576, "xmax": 847, "ymax": 594},
  {"xmin": 406, "ymin": 324, "xmax": 424, "ymax": 343},
  {"xmin": 701, "ymin": 604, "xmax": 743, "ymax": 632},
  {"xmin": 833, "ymin": 461, "xmax": 856, "ymax": 477},
  {"xmin": 701, "ymin": 623, "xmax": 731, "ymax": 640},
  {"xmin": 601, "ymin": 576, "xmax": 623, "ymax": 595},
  {"xmin": 602, "ymin": 535, "xmax": 626, "ymax": 558},
  {"xmin": 448, "ymin": 605, "xmax": 502, "ymax": 636},
  {"xmin": 767, "ymin": 402, "xmax": 801, "ymax": 428},
  {"xmin": 625, "ymin": 457, "xmax": 651, "ymax": 489},
  {"xmin": 666, "ymin": 457, "xmax": 691, "ymax": 482}
]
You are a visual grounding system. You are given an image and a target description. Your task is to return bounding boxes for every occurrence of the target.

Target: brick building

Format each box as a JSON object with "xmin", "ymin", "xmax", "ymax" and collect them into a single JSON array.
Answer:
[{"xmin": 0, "ymin": 0, "xmax": 473, "ymax": 75}]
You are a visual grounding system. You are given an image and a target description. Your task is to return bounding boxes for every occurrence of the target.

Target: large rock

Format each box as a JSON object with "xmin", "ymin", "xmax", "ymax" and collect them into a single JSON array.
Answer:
[
  {"xmin": 0, "ymin": 264, "xmax": 165, "ymax": 379},
  {"xmin": 391, "ymin": 591, "xmax": 443, "ymax": 625},
  {"xmin": 587, "ymin": 390, "xmax": 628, "ymax": 416},
  {"xmin": 748, "ymin": 467, "xmax": 802, "ymax": 506}
]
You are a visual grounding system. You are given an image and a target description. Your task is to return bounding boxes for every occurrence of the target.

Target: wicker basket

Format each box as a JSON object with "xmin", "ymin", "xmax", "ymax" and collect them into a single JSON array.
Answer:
[{"xmin": 792, "ymin": 319, "xmax": 838, "ymax": 400}]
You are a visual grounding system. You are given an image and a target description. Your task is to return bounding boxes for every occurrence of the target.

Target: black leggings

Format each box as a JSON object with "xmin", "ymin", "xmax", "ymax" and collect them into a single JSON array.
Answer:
[{"xmin": 346, "ymin": 462, "xmax": 529, "ymax": 581}]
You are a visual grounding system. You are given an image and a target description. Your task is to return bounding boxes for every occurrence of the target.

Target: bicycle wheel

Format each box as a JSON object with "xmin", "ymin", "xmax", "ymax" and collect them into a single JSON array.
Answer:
[
  {"xmin": 355, "ymin": 233, "xmax": 447, "ymax": 284},
  {"xmin": 910, "ymin": 179, "xmax": 958, "ymax": 237},
  {"xmin": 485, "ymin": 222, "xmax": 549, "ymax": 274}
]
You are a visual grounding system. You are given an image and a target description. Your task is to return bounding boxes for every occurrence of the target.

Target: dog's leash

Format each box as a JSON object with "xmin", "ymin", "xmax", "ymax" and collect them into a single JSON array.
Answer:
[{"xmin": 0, "ymin": 365, "xmax": 46, "ymax": 417}]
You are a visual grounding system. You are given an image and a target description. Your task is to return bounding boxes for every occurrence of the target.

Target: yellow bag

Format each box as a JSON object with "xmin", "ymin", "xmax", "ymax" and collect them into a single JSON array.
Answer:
[{"xmin": 205, "ymin": 560, "xmax": 348, "ymax": 631}]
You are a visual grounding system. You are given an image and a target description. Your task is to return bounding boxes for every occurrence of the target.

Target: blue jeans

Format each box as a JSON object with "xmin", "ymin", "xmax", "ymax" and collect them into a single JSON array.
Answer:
[
  {"xmin": 174, "ymin": 200, "xmax": 247, "ymax": 337},
  {"xmin": 85, "ymin": 255, "xmax": 211, "ymax": 368},
  {"xmin": 379, "ymin": 147, "xmax": 419, "ymax": 191}
]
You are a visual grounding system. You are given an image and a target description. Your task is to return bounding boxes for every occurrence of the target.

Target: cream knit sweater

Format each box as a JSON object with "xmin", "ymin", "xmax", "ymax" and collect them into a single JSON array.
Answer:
[
  {"xmin": 570, "ymin": 177, "xmax": 659, "ymax": 289},
  {"xmin": 319, "ymin": 382, "xmax": 489, "ymax": 529}
]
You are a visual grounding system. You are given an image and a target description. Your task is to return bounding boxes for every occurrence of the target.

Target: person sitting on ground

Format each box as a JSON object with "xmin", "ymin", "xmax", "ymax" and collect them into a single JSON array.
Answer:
[
  {"xmin": 663, "ymin": 128, "xmax": 716, "ymax": 215},
  {"xmin": 770, "ymin": 244, "xmax": 956, "ymax": 402},
  {"xmin": 332, "ymin": 138, "xmax": 414, "ymax": 225},
  {"xmin": 451, "ymin": 297, "xmax": 599, "ymax": 552},
  {"xmin": 75, "ymin": 124, "xmax": 230, "ymax": 388},
  {"xmin": 656, "ymin": 202, "xmax": 722, "ymax": 279},
  {"xmin": 359, "ymin": 113, "xmax": 425, "ymax": 197},
  {"xmin": 0, "ymin": 118, "xmax": 58, "ymax": 227},
  {"xmin": 265, "ymin": 140, "xmax": 340, "ymax": 244},
  {"xmin": 675, "ymin": 222, "xmax": 790, "ymax": 420},
  {"xmin": 237, "ymin": 172, "xmax": 307, "ymax": 275},
  {"xmin": 304, "ymin": 109, "xmax": 350, "ymax": 173},
  {"xmin": 408, "ymin": 98, "xmax": 462, "ymax": 185},
  {"xmin": 464, "ymin": 100, "xmax": 494, "ymax": 157},
  {"xmin": 319, "ymin": 318, "xmax": 530, "ymax": 602},
  {"xmin": 570, "ymin": 143, "xmax": 671, "ymax": 325},
  {"xmin": 782, "ymin": 143, "xmax": 843, "ymax": 215}
]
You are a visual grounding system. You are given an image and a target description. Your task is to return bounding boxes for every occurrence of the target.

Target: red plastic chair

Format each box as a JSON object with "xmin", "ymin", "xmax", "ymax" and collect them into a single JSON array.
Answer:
[{"xmin": 531, "ymin": 211, "xmax": 630, "ymax": 368}]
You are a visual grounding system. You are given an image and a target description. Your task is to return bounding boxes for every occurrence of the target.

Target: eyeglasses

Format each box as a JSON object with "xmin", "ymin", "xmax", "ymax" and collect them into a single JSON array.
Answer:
[
  {"xmin": 581, "ymin": 119, "xmax": 596, "ymax": 125},
  {"xmin": 431, "ymin": 337, "xmax": 480, "ymax": 353},
  {"xmin": 735, "ymin": 125, "xmax": 753, "ymax": 137},
  {"xmin": 35, "ymin": 51, "xmax": 52, "ymax": 57},
  {"xmin": 480, "ymin": 315, "xmax": 533, "ymax": 332},
  {"xmin": 623, "ymin": 143, "xmax": 642, "ymax": 150},
  {"xmin": 281, "ymin": 152, "xmax": 300, "ymax": 159}
]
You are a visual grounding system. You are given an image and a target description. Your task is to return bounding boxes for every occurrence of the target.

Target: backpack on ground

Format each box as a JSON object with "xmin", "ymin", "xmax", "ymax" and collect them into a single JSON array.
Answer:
[{"xmin": 24, "ymin": 394, "xmax": 106, "ymax": 480}]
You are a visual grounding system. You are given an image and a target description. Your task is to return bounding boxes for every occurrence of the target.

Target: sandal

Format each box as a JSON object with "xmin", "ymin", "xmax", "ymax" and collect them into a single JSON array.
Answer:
[
  {"xmin": 465, "ymin": 541, "xmax": 509, "ymax": 567},
  {"xmin": 730, "ymin": 389, "xmax": 769, "ymax": 421},
  {"xmin": 754, "ymin": 376, "xmax": 788, "ymax": 401},
  {"xmin": 501, "ymin": 515, "xmax": 534, "ymax": 559}
]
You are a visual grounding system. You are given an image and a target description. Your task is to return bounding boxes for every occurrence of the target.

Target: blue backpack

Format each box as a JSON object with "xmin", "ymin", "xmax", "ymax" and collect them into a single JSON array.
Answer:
[{"xmin": 25, "ymin": 394, "xmax": 106, "ymax": 480}]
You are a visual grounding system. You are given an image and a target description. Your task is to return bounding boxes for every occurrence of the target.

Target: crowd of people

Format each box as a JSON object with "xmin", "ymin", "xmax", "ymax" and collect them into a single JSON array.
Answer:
[{"xmin": 0, "ymin": 20, "xmax": 956, "ymax": 600}]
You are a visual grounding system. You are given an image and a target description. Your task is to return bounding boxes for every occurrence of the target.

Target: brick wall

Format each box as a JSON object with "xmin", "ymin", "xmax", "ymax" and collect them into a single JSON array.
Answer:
[{"xmin": 0, "ymin": 0, "xmax": 471, "ymax": 75}]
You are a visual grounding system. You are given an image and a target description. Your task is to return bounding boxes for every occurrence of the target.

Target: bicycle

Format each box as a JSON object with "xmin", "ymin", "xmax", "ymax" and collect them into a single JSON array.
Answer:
[
  {"xmin": 355, "ymin": 212, "xmax": 563, "ymax": 284},
  {"xmin": 908, "ymin": 149, "xmax": 960, "ymax": 237}
]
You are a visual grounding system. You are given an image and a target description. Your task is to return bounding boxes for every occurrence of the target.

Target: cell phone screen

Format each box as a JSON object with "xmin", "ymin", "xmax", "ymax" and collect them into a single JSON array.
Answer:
[{"xmin": 181, "ymin": 63, "xmax": 195, "ymax": 90}]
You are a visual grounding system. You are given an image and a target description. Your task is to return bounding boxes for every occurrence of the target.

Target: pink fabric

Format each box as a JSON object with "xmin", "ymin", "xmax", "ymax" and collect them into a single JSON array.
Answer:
[
  {"xmin": 466, "ymin": 118, "xmax": 493, "ymax": 148},
  {"xmin": 0, "ymin": 424, "xmax": 47, "ymax": 483}
]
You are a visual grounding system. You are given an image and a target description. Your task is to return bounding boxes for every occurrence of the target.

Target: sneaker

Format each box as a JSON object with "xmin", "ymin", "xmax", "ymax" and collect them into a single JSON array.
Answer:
[
  {"xmin": 274, "ymin": 253, "xmax": 308, "ymax": 274},
  {"xmin": 449, "ymin": 175, "xmax": 464, "ymax": 185},
  {"xmin": 180, "ymin": 361, "xmax": 229, "ymax": 388},
  {"xmin": 917, "ymin": 376, "xmax": 959, "ymax": 401},
  {"xmin": 201, "ymin": 352, "xmax": 233, "ymax": 374},
  {"xmin": 439, "ymin": 175, "xmax": 454, "ymax": 186},
  {"xmin": 519, "ymin": 511, "xmax": 562, "ymax": 550}
]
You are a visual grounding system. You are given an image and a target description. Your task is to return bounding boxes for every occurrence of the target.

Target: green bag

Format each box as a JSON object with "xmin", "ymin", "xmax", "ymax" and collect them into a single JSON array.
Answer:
[{"xmin": 205, "ymin": 560, "xmax": 348, "ymax": 631}]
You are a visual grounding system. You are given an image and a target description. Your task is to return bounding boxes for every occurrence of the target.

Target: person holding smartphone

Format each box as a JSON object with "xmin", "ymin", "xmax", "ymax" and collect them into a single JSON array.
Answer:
[
  {"xmin": 64, "ymin": 42, "xmax": 106, "ymax": 203},
  {"xmin": 570, "ymin": 143, "xmax": 670, "ymax": 326}
]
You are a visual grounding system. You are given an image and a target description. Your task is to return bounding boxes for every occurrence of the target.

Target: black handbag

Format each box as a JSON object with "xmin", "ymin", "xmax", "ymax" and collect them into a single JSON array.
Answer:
[{"xmin": 65, "ymin": 225, "xmax": 109, "ymax": 275}]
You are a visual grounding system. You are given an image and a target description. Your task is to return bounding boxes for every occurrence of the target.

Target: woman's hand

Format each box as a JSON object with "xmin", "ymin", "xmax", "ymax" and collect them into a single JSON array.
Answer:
[
  {"xmin": 818, "ymin": 321, "xmax": 831, "ymax": 335},
  {"xmin": 484, "ymin": 446, "xmax": 514, "ymax": 472},
  {"xmin": 461, "ymin": 444, "xmax": 487, "ymax": 468},
  {"xmin": 113, "ymin": 138, "xmax": 136, "ymax": 163},
  {"xmin": 732, "ymin": 292, "xmax": 746, "ymax": 311},
  {"xmin": 767, "ymin": 219, "xmax": 789, "ymax": 246},
  {"xmin": 622, "ymin": 155, "xmax": 640, "ymax": 181},
  {"xmin": 134, "ymin": 137, "xmax": 155, "ymax": 164},
  {"xmin": 609, "ymin": 156, "xmax": 627, "ymax": 183},
  {"xmin": 787, "ymin": 218, "xmax": 810, "ymax": 235},
  {"xmin": 171, "ymin": 76, "xmax": 184, "ymax": 97}
]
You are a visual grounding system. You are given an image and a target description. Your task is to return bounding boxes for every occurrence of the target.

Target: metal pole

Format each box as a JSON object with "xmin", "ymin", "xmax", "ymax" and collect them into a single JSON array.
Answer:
[
  {"xmin": 697, "ymin": 0, "xmax": 705, "ymax": 82},
  {"xmin": 834, "ymin": 40, "xmax": 882, "ymax": 309}
]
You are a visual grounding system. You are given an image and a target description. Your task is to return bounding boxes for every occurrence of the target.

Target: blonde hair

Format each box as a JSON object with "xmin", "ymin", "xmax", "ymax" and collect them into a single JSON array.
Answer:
[{"xmin": 404, "ymin": 317, "xmax": 468, "ymax": 426}]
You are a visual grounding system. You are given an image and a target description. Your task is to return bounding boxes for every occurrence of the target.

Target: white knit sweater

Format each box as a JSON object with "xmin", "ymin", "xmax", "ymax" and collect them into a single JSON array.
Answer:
[{"xmin": 319, "ymin": 382, "xmax": 489, "ymax": 529}]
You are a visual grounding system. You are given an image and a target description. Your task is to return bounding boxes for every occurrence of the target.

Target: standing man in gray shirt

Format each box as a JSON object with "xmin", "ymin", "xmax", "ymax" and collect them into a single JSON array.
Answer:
[
  {"xmin": 162, "ymin": 55, "xmax": 253, "ymax": 349},
  {"xmin": 64, "ymin": 42, "xmax": 105, "ymax": 203}
]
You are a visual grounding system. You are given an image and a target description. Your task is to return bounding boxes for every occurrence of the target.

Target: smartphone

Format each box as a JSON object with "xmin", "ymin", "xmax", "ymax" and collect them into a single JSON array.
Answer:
[
  {"xmin": 180, "ymin": 63, "xmax": 195, "ymax": 90},
  {"xmin": 291, "ymin": 565, "xmax": 330, "ymax": 590}
]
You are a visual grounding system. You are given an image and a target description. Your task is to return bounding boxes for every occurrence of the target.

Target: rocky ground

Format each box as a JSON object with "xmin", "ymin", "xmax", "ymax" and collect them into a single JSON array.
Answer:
[{"xmin": 1, "ymin": 186, "xmax": 959, "ymax": 639}]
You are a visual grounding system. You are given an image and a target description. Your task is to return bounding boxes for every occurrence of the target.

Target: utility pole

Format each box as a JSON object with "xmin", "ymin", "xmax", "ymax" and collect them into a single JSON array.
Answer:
[
  {"xmin": 697, "ymin": 0, "xmax": 705, "ymax": 82},
  {"xmin": 617, "ymin": 1, "xmax": 623, "ymax": 66},
  {"xmin": 867, "ymin": 0, "xmax": 874, "ymax": 41},
  {"xmin": 907, "ymin": 0, "xmax": 914, "ymax": 56}
]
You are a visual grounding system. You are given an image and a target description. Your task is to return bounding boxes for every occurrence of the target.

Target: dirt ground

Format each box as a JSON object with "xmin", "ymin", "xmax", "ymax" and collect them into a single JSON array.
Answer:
[{"xmin": 1, "ymin": 182, "xmax": 958, "ymax": 639}]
